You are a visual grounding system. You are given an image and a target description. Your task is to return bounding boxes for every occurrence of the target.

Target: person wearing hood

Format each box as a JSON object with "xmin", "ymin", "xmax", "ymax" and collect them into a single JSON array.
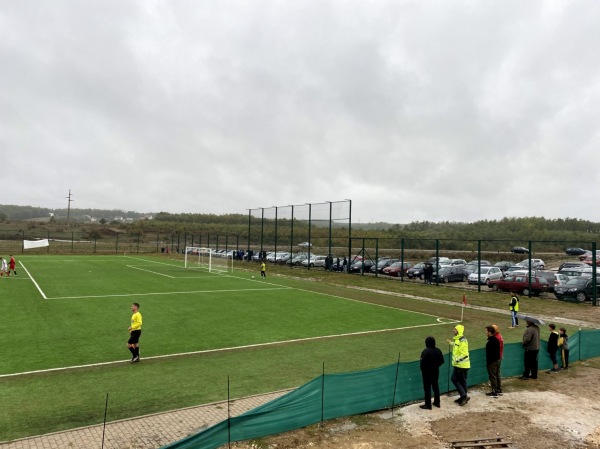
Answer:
[
  {"xmin": 521, "ymin": 319, "xmax": 540, "ymax": 380},
  {"xmin": 419, "ymin": 336, "xmax": 445, "ymax": 410},
  {"xmin": 447, "ymin": 324, "xmax": 470, "ymax": 406}
]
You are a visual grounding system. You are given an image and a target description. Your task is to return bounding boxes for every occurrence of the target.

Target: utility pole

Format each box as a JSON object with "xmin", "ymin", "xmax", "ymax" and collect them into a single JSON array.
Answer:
[{"xmin": 66, "ymin": 189, "xmax": 74, "ymax": 227}]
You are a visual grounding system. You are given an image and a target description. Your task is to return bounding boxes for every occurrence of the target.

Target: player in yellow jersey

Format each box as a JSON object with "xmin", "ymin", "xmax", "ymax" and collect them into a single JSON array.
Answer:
[
  {"xmin": 260, "ymin": 261, "xmax": 266, "ymax": 279},
  {"xmin": 127, "ymin": 303, "xmax": 143, "ymax": 363}
]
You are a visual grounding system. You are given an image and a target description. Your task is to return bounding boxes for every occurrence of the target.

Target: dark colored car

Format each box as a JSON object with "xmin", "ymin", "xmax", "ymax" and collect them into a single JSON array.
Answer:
[
  {"xmin": 511, "ymin": 247, "xmax": 529, "ymax": 254},
  {"xmin": 558, "ymin": 261, "xmax": 588, "ymax": 271},
  {"xmin": 565, "ymin": 247, "xmax": 588, "ymax": 256},
  {"xmin": 406, "ymin": 262, "xmax": 427, "ymax": 279},
  {"xmin": 431, "ymin": 267, "xmax": 468, "ymax": 283},
  {"xmin": 382, "ymin": 261, "xmax": 414, "ymax": 277},
  {"xmin": 494, "ymin": 261, "xmax": 513, "ymax": 272},
  {"xmin": 536, "ymin": 271, "xmax": 569, "ymax": 293},
  {"xmin": 348, "ymin": 259, "xmax": 375, "ymax": 273},
  {"xmin": 376, "ymin": 258, "xmax": 399, "ymax": 273},
  {"xmin": 487, "ymin": 274, "xmax": 549, "ymax": 296},
  {"xmin": 461, "ymin": 263, "xmax": 480, "ymax": 276},
  {"xmin": 554, "ymin": 277, "xmax": 600, "ymax": 302}
]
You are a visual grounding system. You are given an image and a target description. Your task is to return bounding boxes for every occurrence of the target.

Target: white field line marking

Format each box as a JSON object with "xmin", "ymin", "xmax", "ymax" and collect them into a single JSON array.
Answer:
[
  {"xmin": 126, "ymin": 265, "xmax": 175, "ymax": 278},
  {"xmin": 0, "ymin": 320, "xmax": 457, "ymax": 379},
  {"xmin": 291, "ymin": 286, "xmax": 446, "ymax": 320},
  {"xmin": 18, "ymin": 262, "xmax": 47, "ymax": 300},
  {"xmin": 124, "ymin": 255, "xmax": 183, "ymax": 269},
  {"xmin": 49, "ymin": 287, "xmax": 292, "ymax": 300}
]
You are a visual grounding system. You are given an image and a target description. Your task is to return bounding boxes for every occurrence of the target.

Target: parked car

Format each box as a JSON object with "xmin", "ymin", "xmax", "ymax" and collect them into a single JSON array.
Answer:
[
  {"xmin": 429, "ymin": 257, "xmax": 451, "ymax": 266},
  {"xmin": 348, "ymin": 259, "xmax": 375, "ymax": 273},
  {"xmin": 517, "ymin": 259, "xmax": 545, "ymax": 270},
  {"xmin": 461, "ymin": 263, "xmax": 480, "ymax": 276},
  {"xmin": 536, "ymin": 271, "xmax": 570, "ymax": 293},
  {"xmin": 582, "ymin": 255, "xmax": 600, "ymax": 267},
  {"xmin": 301, "ymin": 255, "xmax": 328, "ymax": 268},
  {"xmin": 558, "ymin": 261, "xmax": 589, "ymax": 271},
  {"xmin": 565, "ymin": 247, "xmax": 588, "ymax": 256},
  {"xmin": 488, "ymin": 275, "xmax": 549, "ymax": 296},
  {"xmin": 467, "ymin": 266, "xmax": 504, "ymax": 285},
  {"xmin": 431, "ymin": 267, "xmax": 468, "ymax": 283},
  {"xmin": 287, "ymin": 253, "xmax": 309, "ymax": 266},
  {"xmin": 468, "ymin": 260, "xmax": 491, "ymax": 266},
  {"xmin": 450, "ymin": 259, "xmax": 467, "ymax": 266},
  {"xmin": 494, "ymin": 261, "xmax": 513, "ymax": 272},
  {"xmin": 382, "ymin": 261, "xmax": 414, "ymax": 277},
  {"xmin": 557, "ymin": 267, "xmax": 593, "ymax": 279},
  {"xmin": 503, "ymin": 265, "xmax": 529, "ymax": 276},
  {"xmin": 376, "ymin": 258, "xmax": 399, "ymax": 273},
  {"xmin": 407, "ymin": 262, "xmax": 427, "ymax": 279},
  {"xmin": 511, "ymin": 247, "xmax": 529, "ymax": 254},
  {"xmin": 554, "ymin": 277, "xmax": 600, "ymax": 302}
]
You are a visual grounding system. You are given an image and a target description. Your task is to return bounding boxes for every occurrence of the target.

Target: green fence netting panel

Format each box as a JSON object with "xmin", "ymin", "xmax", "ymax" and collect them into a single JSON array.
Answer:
[{"xmin": 162, "ymin": 334, "xmax": 599, "ymax": 449}]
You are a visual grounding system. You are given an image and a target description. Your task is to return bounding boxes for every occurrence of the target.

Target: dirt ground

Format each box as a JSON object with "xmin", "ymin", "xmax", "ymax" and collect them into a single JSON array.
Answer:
[{"xmin": 232, "ymin": 360, "xmax": 600, "ymax": 449}]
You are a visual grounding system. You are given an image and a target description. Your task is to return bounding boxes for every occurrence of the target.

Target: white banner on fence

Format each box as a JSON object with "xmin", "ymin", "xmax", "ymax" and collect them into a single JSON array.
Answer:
[{"xmin": 23, "ymin": 239, "xmax": 50, "ymax": 249}]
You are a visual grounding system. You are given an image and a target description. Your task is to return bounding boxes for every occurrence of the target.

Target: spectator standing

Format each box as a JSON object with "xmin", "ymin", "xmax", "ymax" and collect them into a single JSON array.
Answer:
[
  {"xmin": 547, "ymin": 324, "xmax": 560, "ymax": 373},
  {"xmin": 509, "ymin": 295, "xmax": 519, "ymax": 328},
  {"xmin": 491, "ymin": 324, "xmax": 504, "ymax": 395},
  {"xmin": 558, "ymin": 328, "xmax": 569, "ymax": 370},
  {"xmin": 447, "ymin": 324, "xmax": 470, "ymax": 406},
  {"xmin": 521, "ymin": 320, "xmax": 540, "ymax": 380},
  {"xmin": 485, "ymin": 326, "xmax": 502, "ymax": 397},
  {"xmin": 419, "ymin": 336, "xmax": 445, "ymax": 410},
  {"xmin": 342, "ymin": 257, "xmax": 348, "ymax": 273},
  {"xmin": 336, "ymin": 257, "xmax": 341, "ymax": 272}
]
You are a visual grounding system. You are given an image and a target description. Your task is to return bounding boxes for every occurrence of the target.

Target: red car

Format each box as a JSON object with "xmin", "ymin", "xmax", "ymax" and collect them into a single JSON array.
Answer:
[
  {"xmin": 487, "ymin": 275, "xmax": 549, "ymax": 296},
  {"xmin": 382, "ymin": 261, "xmax": 414, "ymax": 277}
]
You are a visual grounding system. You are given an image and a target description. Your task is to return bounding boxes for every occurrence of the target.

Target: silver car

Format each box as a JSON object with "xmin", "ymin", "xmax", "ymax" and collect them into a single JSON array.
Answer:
[{"xmin": 468, "ymin": 266, "xmax": 504, "ymax": 285}]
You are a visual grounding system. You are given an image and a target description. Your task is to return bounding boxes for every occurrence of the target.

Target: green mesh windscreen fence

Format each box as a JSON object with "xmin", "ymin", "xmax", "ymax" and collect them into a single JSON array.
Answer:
[{"xmin": 162, "ymin": 330, "xmax": 598, "ymax": 449}]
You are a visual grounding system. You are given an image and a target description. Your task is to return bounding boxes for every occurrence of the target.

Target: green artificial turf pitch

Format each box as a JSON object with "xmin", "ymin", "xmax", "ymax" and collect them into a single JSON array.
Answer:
[{"xmin": 0, "ymin": 255, "xmax": 454, "ymax": 440}]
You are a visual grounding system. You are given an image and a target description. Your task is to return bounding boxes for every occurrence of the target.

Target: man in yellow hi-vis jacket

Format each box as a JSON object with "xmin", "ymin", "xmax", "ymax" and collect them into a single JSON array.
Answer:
[{"xmin": 448, "ymin": 324, "xmax": 470, "ymax": 406}]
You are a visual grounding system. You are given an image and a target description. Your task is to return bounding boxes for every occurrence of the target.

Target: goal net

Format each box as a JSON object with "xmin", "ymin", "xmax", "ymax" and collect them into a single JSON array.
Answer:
[{"xmin": 184, "ymin": 247, "xmax": 233, "ymax": 273}]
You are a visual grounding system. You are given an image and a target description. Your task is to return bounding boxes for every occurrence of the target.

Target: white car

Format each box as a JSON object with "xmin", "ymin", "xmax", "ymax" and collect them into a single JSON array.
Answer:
[
  {"xmin": 301, "ymin": 255, "xmax": 328, "ymax": 268},
  {"xmin": 468, "ymin": 266, "xmax": 504, "ymax": 285},
  {"xmin": 517, "ymin": 259, "xmax": 545, "ymax": 270}
]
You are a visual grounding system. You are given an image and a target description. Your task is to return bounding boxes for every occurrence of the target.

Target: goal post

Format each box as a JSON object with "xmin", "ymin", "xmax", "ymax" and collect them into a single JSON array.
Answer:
[{"xmin": 184, "ymin": 247, "xmax": 233, "ymax": 273}]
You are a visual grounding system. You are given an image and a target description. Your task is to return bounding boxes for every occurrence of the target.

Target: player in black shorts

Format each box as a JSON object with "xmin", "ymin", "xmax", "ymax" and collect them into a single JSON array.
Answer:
[{"xmin": 128, "ymin": 303, "xmax": 143, "ymax": 363}]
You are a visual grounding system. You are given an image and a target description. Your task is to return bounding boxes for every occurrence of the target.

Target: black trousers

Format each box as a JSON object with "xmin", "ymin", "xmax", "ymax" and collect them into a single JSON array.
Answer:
[
  {"xmin": 422, "ymin": 372, "xmax": 440, "ymax": 407},
  {"xmin": 523, "ymin": 349, "xmax": 539, "ymax": 379}
]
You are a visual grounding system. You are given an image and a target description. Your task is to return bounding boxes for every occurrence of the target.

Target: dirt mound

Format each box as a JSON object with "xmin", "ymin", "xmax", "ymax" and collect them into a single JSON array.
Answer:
[{"xmin": 232, "ymin": 362, "xmax": 600, "ymax": 449}]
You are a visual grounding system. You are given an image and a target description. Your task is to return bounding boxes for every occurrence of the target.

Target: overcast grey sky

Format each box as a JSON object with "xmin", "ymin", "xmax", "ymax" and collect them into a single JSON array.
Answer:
[{"xmin": 2, "ymin": 1, "xmax": 599, "ymax": 223}]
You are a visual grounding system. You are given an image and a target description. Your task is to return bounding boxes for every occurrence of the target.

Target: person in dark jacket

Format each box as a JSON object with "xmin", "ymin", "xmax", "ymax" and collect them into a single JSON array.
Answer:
[
  {"xmin": 521, "ymin": 320, "xmax": 540, "ymax": 380},
  {"xmin": 419, "ymin": 336, "xmax": 445, "ymax": 409},
  {"xmin": 485, "ymin": 326, "xmax": 502, "ymax": 397}
]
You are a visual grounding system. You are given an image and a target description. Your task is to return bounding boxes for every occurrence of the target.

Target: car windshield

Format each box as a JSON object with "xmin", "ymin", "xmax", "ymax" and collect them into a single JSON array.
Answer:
[
  {"xmin": 477, "ymin": 267, "xmax": 491, "ymax": 274},
  {"xmin": 389, "ymin": 262, "xmax": 403, "ymax": 268},
  {"xmin": 566, "ymin": 278, "xmax": 590, "ymax": 287},
  {"xmin": 413, "ymin": 263, "xmax": 425, "ymax": 269}
]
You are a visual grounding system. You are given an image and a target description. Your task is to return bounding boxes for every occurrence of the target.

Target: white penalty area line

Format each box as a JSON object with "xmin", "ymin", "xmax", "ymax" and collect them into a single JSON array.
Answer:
[
  {"xmin": 0, "ymin": 319, "xmax": 458, "ymax": 379},
  {"xmin": 18, "ymin": 262, "xmax": 47, "ymax": 300},
  {"xmin": 126, "ymin": 265, "xmax": 176, "ymax": 278},
  {"xmin": 48, "ymin": 286, "xmax": 292, "ymax": 300}
]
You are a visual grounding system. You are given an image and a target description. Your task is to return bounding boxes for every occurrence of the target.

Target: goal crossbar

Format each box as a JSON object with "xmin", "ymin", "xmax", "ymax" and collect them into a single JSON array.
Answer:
[{"xmin": 184, "ymin": 247, "xmax": 233, "ymax": 273}]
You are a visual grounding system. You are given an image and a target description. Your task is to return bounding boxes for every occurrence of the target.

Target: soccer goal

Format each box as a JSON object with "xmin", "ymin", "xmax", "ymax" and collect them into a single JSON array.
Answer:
[{"xmin": 184, "ymin": 247, "xmax": 233, "ymax": 273}]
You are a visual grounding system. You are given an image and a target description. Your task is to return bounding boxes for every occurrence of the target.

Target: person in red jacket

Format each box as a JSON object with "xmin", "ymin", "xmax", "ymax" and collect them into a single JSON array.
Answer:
[{"xmin": 492, "ymin": 324, "xmax": 504, "ymax": 395}]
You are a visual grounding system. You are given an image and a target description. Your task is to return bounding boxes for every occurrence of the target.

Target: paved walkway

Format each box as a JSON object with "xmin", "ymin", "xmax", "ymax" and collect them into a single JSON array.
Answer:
[{"xmin": 0, "ymin": 390, "xmax": 292, "ymax": 449}]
